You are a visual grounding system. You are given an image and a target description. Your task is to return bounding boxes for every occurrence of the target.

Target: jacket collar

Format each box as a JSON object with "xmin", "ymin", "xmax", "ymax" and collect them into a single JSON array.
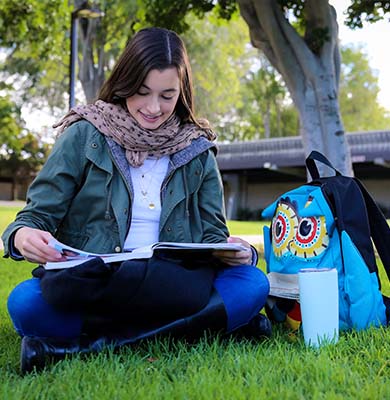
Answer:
[
  {"xmin": 168, "ymin": 137, "xmax": 216, "ymax": 173},
  {"xmin": 106, "ymin": 136, "xmax": 216, "ymax": 176}
]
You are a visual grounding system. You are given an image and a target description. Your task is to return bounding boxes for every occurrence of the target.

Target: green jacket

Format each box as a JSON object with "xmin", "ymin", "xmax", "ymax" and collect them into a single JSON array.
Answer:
[{"xmin": 2, "ymin": 121, "xmax": 229, "ymax": 258}]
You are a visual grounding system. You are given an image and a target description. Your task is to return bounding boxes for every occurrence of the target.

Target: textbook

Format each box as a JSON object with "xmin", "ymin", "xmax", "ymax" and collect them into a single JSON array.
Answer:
[{"xmin": 45, "ymin": 238, "xmax": 249, "ymax": 270}]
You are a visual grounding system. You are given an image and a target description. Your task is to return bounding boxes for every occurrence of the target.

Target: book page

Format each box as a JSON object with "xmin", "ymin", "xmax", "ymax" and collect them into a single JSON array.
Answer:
[
  {"xmin": 48, "ymin": 238, "xmax": 117, "ymax": 259},
  {"xmin": 44, "ymin": 240, "xmax": 247, "ymax": 270}
]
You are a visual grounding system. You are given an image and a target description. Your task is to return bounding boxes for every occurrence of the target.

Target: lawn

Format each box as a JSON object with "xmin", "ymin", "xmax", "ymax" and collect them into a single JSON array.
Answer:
[
  {"xmin": 2, "ymin": 205, "xmax": 390, "ymax": 399},
  {"xmin": 0, "ymin": 206, "xmax": 22, "ymax": 237},
  {"xmin": 226, "ymin": 220, "xmax": 266, "ymax": 236}
]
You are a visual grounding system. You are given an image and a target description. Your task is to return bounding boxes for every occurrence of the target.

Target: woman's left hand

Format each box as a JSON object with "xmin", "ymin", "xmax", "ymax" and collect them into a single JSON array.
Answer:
[{"xmin": 213, "ymin": 236, "xmax": 253, "ymax": 266}]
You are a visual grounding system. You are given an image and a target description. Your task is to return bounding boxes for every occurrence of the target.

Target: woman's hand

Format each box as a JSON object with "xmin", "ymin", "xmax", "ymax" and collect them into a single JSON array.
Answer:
[
  {"xmin": 213, "ymin": 236, "xmax": 253, "ymax": 266},
  {"xmin": 14, "ymin": 227, "xmax": 65, "ymax": 264}
]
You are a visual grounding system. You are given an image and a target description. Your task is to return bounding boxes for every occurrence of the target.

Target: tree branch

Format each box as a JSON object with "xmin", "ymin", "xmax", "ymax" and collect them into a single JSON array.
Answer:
[
  {"xmin": 237, "ymin": 0, "xmax": 278, "ymax": 67},
  {"xmin": 238, "ymin": 0, "xmax": 321, "ymax": 106}
]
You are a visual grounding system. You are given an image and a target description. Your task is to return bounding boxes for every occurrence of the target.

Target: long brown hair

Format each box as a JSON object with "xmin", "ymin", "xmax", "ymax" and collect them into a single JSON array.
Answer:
[{"xmin": 98, "ymin": 27, "xmax": 207, "ymax": 128}]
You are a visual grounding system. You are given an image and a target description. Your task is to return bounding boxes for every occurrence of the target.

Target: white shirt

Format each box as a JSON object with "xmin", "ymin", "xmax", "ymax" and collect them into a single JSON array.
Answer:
[{"xmin": 124, "ymin": 156, "xmax": 170, "ymax": 250}]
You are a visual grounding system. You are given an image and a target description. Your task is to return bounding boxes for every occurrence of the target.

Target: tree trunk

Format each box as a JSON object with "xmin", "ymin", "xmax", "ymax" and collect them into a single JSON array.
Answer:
[
  {"xmin": 275, "ymin": 99, "xmax": 281, "ymax": 137},
  {"xmin": 78, "ymin": 17, "xmax": 106, "ymax": 103},
  {"xmin": 237, "ymin": 0, "xmax": 353, "ymax": 177},
  {"xmin": 263, "ymin": 104, "xmax": 271, "ymax": 139},
  {"xmin": 71, "ymin": 0, "xmax": 106, "ymax": 104}
]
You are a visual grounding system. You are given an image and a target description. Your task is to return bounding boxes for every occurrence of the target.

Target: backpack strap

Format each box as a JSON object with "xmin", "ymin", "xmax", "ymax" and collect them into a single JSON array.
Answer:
[
  {"xmin": 306, "ymin": 151, "xmax": 390, "ymax": 279},
  {"xmin": 354, "ymin": 178, "xmax": 390, "ymax": 280},
  {"xmin": 306, "ymin": 150, "xmax": 342, "ymax": 180}
]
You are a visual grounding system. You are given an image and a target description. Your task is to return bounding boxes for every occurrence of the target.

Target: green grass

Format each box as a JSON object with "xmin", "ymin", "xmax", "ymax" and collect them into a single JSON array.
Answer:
[
  {"xmin": 2, "ymin": 251, "xmax": 390, "ymax": 399},
  {"xmin": 0, "ymin": 206, "xmax": 22, "ymax": 237},
  {"xmin": 226, "ymin": 220, "xmax": 266, "ymax": 236},
  {"xmin": 2, "ymin": 205, "xmax": 390, "ymax": 398}
]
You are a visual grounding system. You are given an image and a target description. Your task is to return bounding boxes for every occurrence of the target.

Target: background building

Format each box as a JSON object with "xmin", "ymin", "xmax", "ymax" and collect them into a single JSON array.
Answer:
[{"xmin": 217, "ymin": 131, "xmax": 390, "ymax": 220}]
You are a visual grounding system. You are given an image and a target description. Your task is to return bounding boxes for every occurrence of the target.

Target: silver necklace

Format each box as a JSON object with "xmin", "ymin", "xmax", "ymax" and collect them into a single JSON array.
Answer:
[
  {"xmin": 139, "ymin": 175, "xmax": 156, "ymax": 210},
  {"xmin": 137, "ymin": 159, "xmax": 160, "ymax": 210}
]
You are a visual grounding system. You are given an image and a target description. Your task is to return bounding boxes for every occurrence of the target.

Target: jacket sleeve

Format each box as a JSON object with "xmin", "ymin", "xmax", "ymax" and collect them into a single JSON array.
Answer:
[
  {"xmin": 197, "ymin": 150, "xmax": 229, "ymax": 243},
  {"xmin": 198, "ymin": 151, "xmax": 258, "ymax": 263},
  {"xmin": 2, "ymin": 123, "xmax": 90, "ymax": 259}
]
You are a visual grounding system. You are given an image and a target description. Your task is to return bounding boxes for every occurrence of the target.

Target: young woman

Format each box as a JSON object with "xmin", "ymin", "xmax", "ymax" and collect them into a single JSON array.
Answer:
[{"xmin": 2, "ymin": 27, "xmax": 270, "ymax": 373}]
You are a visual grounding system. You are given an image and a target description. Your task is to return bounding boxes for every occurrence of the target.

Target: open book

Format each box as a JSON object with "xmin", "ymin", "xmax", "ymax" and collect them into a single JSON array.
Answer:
[{"xmin": 45, "ymin": 238, "xmax": 249, "ymax": 270}]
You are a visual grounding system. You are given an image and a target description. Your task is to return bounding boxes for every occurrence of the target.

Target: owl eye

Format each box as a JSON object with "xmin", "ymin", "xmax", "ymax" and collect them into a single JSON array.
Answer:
[
  {"xmin": 274, "ymin": 217, "xmax": 286, "ymax": 242},
  {"xmin": 271, "ymin": 201, "xmax": 298, "ymax": 257},
  {"xmin": 290, "ymin": 216, "xmax": 329, "ymax": 258},
  {"xmin": 297, "ymin": 218, "xmax": 317, "ymax": 243}
]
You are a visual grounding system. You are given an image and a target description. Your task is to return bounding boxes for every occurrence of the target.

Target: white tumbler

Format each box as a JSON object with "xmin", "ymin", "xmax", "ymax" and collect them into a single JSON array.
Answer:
[{"xmin": 298, "ymin": 268, "xmax": 339, "ymax": 347}]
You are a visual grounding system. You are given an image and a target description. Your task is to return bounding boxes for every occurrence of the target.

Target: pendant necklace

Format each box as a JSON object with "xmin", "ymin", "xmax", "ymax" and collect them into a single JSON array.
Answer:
[
  {"xmin": 137, "ymin": 159, "xmax": 160, "ymax": 210},
  {"xmin": 139, "ymin": 177, "xmax": 156, "ymax": 210}
]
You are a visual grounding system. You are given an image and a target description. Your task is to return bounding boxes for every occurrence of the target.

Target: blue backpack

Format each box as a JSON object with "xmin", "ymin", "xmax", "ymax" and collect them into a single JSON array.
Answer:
[{"xmin": 262, "ymin": 151, "xmax": 390, "ymax": 331}]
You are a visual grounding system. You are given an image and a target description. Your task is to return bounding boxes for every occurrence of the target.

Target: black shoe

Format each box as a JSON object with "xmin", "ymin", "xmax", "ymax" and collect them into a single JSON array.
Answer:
[
  {"xmin": 20, "ymin": 336, "xmax": 92, "ymax": 374},
  {"xmin": 233, "ymin": 314, "xmax": 272, "ymax": 339},
  {"xmin": 20, "ymin": 336, "xmax": 46, "ymax": 374}
]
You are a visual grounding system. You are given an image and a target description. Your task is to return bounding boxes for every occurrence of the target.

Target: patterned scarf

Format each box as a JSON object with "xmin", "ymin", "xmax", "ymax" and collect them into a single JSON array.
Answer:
[{"xmin": 53, "ymin": 100, "xmax": 216, "ymax": 167}]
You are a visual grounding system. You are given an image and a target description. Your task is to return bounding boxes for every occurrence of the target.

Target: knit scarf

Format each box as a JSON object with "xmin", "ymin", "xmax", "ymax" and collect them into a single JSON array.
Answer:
[{"xmin": 53, "ymin": 100, "xmax": 216, "ymax": 167}]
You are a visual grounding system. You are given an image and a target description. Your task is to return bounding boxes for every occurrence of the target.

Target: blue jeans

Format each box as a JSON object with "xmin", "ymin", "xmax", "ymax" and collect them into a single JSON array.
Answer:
[{"xmin": 7, "ymin": 265, "xmax": 269, "ymax": 338}]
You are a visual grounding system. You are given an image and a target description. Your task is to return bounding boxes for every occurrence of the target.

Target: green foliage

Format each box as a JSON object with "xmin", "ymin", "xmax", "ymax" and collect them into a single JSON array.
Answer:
[
  {"xmin": 182, "ymin": 11, "xmax": 255, "ymax": 138},
  {"xmin": 0, "ymin": 132, "xmax": 49, "ymax": 179},
  {"xmin": 0, "ymin": 0, "xmax": 70, "ymax": 60},
  {"xmin": 135, "ymin": 0, "xmax": 213, "ymax": 32},
  {"xmin": 345, "ymin": 0, "xmax": 390, "ymax": 28},
  {"xmin": 237, "ymin": 60, "xmax": 299, "ymax": 139},
  {"xmin": 102, "ymin": 0, "xmax": 138, "ymax": 54},
  {"xmin": 1, "ymin": 0, "xmax": 389, "ymax": 145},
  {"xmin": 181, "ymin": 10, "xmax": 300, "ymax": 141},
  {"xmin": 0, "ymin": 0, "xmax": 71, "ymax": 106},
  {"xmin": 0, "ymin": 95, "xmax": 23, "ymax": 152},
  {"xmin": 339, "ymin": 44, "xmax": 390, "ymax": 132},
  {"xmin": 135, "ymin": 0, "xmax": 237, "ymax": 32},
  {"xmin": 0, "ymin": 0, "xmax": 138, "ymax": 110},
  {"xmin": 0, "ymin": 96, "xmax": 49, "ymax": 177}
]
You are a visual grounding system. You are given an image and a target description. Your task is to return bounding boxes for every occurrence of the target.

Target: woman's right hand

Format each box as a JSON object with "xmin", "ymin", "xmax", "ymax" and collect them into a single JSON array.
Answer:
[{"xmin": 14, "ymin": 227, "xmax": 65, "ymax": 264}]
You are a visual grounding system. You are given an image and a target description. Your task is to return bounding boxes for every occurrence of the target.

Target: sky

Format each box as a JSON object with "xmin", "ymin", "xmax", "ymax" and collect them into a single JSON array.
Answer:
[{"xmin": 331, "ymin": 0, "xmax": 390, "ymax": 109}]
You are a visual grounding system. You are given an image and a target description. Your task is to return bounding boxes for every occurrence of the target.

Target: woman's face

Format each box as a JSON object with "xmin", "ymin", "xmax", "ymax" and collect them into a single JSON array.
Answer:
[{"xmin": 126, "ymin": 67, "xmax": 180, "ymax": 130}]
